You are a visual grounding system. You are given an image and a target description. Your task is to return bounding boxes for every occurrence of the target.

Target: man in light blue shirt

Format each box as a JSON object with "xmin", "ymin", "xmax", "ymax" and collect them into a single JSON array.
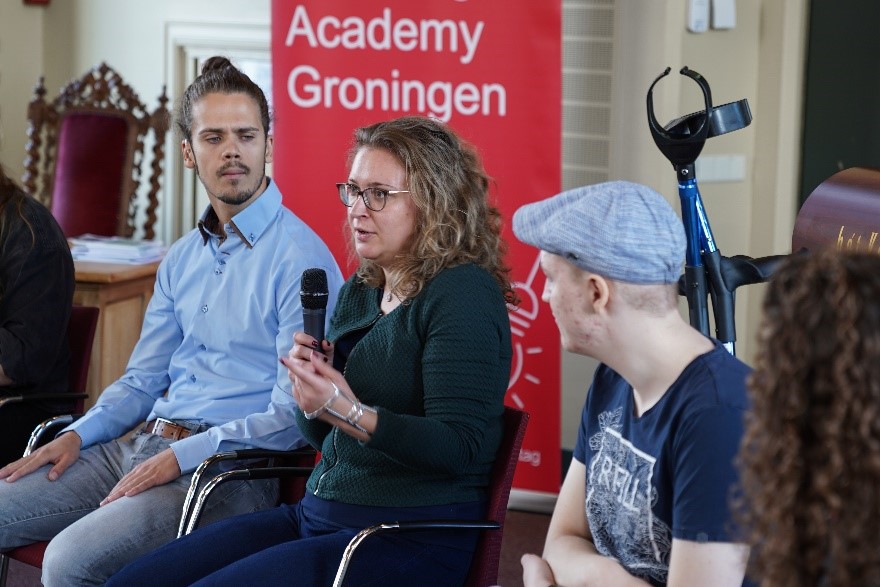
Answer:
[{"xmin": 0, "ymin": 56, "xmax": 344, "ymax": 586}]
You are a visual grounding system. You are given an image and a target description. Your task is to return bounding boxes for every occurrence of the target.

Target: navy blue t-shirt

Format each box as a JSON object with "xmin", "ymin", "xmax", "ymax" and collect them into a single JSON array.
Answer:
[{"xmin": 573, "ymin": 341, "xmax": 751, "ymax": 586}]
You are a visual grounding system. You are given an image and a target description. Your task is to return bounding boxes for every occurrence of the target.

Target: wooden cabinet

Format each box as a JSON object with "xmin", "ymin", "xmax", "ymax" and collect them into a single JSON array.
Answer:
[{"xmin": 73, "ymin": 261, "xmax": 159, "ymax": 408}]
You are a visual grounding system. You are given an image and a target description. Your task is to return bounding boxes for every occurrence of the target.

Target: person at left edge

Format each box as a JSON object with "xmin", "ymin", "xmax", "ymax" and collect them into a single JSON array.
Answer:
[
  {"xmin": 0, "ymin": 56, "xmax": 344, "ymax": 586},
  {"xmin": 0, "ymin": 160, "xmax": 75, "ymax": 467}
]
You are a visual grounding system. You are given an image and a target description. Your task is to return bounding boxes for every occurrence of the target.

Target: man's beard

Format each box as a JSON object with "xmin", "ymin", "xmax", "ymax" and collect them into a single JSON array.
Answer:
[{"xmin": 195, "ymin": 160, "xmax": 266, "ymax": 206}]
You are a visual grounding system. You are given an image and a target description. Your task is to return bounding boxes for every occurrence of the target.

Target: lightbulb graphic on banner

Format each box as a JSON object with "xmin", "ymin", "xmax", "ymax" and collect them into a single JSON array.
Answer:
[{"xmin": 507, "ymin": 254, "xmax": 556, "ymax": 476}]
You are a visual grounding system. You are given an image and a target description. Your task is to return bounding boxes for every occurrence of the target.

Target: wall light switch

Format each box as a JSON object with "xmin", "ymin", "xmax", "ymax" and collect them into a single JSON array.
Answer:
[
  {"xmin": 712, "ymin": 0, "xmax": 736, "ymax": 29},
  {"xmin": 695, "ymin": 154, "xmax": 747, "ymax": 183}
]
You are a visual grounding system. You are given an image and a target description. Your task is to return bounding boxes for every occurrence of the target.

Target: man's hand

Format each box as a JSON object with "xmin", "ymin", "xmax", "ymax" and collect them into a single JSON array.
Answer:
[
  {"xmin": 0, "ymin": 431, "xmax": 82, "ymax": 483},
  {"xmin": 100, "ymin": 448, "xmax": 181, "ymax": 506}
]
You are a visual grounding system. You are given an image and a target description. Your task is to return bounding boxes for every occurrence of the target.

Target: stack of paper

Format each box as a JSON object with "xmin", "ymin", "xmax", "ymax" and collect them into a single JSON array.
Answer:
[{"xmin": 69, "ymin": 234, "xmax": 166, "ymax": 264}]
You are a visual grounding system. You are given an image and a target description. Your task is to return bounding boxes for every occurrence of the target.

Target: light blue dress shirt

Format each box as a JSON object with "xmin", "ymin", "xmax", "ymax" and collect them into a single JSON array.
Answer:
[{"xmin": 67, "ymin": 180, "xmax": 343, "ymax": 472}]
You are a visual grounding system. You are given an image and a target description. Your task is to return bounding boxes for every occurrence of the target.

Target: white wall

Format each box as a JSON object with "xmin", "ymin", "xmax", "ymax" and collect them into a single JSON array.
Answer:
[{"xmin": 0, "ymin": 0, "xmax": 45, "ymax": 180}]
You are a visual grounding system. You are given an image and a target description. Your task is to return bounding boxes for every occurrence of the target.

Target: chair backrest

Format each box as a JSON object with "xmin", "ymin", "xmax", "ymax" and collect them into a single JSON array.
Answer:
[
  {"xmin": 466, "ymin": 406, "xmax": 530, "ymax": 587},
  {"xmin": 277, "ymin": 448, "xmax": 319, "ymax": 505},
  {"xmin": 67, "ymin": 305, "xmax": 100, "ymax": 413},
  {"xmin": 22, "ymin": 63, "xmax": 169, "ymax": 240}
]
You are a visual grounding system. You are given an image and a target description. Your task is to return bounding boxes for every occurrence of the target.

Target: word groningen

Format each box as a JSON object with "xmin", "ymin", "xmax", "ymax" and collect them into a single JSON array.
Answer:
[{"xmin": 287, "ymin": 65, "xmax": 507, "ymax": 122}]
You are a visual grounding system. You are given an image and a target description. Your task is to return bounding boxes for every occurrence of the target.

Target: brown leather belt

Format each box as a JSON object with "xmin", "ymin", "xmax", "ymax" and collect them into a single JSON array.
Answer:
[{"xmin": 144, "ymin": 418, "xmax": 195, "ymax": 441}]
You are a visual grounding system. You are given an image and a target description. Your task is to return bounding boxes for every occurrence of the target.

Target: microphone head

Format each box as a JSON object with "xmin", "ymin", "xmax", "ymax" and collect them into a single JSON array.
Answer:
[{"xmin": 300, "ymin": 268, "xmax": 329, "ymax": 310}]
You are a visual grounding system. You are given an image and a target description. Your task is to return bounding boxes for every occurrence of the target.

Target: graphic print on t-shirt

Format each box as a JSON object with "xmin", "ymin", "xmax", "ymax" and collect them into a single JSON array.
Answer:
[{"xmin": 586, "ymin": 410, "xmax": 671, "ymax": 584}]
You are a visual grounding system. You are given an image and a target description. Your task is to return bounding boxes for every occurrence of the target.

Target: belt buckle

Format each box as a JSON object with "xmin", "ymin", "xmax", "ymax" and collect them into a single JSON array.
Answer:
[
  {"xmin": 151, "ymin": 418, "xmax": 190, "ymax": 440},
  {"xmin": 155, "ymin": 417, "xmax": 176, "ymax": 429}
]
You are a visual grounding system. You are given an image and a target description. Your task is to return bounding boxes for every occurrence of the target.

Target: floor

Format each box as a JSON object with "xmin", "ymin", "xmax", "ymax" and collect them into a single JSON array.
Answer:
[
  {"xmin": 4, "ymin": 558, "xmax": 40, "ymax": 587},
  {"xmin": 496, "ymin": 509, "xmax": 553, "ymax": 586},
  {"xmin": 4, "ymin": 509, "xmax": 551, "ymax": 587}
]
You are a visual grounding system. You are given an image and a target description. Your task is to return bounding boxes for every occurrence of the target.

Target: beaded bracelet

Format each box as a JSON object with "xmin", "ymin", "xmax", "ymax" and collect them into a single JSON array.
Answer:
[{"xmin": 302, "ymin": 382, "xmax": 340, "ymax": 419}]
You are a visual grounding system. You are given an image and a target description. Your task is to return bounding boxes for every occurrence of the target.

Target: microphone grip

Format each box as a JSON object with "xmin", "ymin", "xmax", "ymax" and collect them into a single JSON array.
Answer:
[{"xmin": 303, "ymin": 308, "xmax": 326, "ymax": 352}]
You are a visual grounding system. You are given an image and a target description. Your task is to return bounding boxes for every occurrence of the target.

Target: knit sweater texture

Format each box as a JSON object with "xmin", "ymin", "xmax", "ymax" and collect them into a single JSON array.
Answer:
[{"xmin": 295, "ymin": 263, "xmax": 512, "ymax": 507}]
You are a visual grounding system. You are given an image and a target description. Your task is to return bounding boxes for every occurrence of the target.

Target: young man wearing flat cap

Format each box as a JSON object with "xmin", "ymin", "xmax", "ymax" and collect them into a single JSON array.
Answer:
[{"xmin": 514, "ymin": 181, "xmax": 751, "ymax": 587}]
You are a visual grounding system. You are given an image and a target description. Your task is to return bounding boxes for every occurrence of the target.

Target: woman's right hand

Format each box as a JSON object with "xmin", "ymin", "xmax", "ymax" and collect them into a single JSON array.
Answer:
[
  {"xmin": 281, "ymin": 331, "xmax": 335, "ymax": 405},
  {"xmin": 286, "ymin": 331, "xmax": 334, "ymax": 368}
]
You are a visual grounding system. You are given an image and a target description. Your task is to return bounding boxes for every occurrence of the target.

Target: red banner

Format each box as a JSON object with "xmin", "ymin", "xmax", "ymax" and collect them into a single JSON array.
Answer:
[{"xmin": 271, "ymin": 0, "xmax": 561, "ymax": 494}]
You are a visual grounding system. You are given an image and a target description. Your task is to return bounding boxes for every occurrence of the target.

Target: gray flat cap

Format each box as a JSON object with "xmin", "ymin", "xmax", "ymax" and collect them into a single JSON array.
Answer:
[{"xmin": 512, "ymin": 181, "xmax": 685, "ymax": 284}]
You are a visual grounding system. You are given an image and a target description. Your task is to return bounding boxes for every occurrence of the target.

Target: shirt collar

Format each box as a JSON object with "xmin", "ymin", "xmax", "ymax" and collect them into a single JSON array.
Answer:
[{"xmin": 197, "ymin": 178, "xmax": 282, "ymax": 247}]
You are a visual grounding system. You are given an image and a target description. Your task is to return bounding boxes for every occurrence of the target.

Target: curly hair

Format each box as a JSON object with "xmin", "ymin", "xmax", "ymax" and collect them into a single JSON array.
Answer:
[
  {"xmin": 175, "ymin": 56, "xmax": 271, "ymax": 141},
  {"xmin": 346, "ymin": 116, "xmax": 517, "ymax": 304},
  {"xmin": 737, "ymin": 248, "xmax": 880, "ymax": 586}
]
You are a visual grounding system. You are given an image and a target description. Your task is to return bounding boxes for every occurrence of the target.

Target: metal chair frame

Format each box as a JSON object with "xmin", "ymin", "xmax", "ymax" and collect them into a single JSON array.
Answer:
[{"xmin": 332, "ymin": 406, "xmax": 529, "ymax": 587}]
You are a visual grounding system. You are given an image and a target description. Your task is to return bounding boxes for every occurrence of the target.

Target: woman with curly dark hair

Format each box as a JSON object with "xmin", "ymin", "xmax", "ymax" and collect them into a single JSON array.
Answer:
[{"xmin": 738, "ymin": 248, "xmax": 880, "ymax": 586}]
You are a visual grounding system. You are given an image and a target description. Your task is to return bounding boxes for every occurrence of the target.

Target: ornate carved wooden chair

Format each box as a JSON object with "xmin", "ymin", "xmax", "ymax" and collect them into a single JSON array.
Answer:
[{"xmin": 22, "ymin": 62, "xmax": 169, "ymax": 239}]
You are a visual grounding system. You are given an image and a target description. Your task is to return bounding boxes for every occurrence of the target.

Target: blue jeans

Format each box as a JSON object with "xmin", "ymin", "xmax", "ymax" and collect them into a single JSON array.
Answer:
[
  {"xmin": 0, "ymin": 428, "xmax": 278, "ymax": 586},
  {"xmin": 108, "ymin": 493, "xmax": 484, "ymax": 586}
]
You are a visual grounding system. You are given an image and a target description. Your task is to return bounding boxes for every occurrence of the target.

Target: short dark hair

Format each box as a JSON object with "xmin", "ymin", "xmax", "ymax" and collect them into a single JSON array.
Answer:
[{"xmin": 175, "ymin": 56, "xmax": 270, "ymax": 141}]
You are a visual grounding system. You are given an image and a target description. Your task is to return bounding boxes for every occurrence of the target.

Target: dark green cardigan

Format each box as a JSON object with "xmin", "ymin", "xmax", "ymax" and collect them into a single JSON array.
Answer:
[{"xmin": 295, "ymin": 263, "xmax": 512, "ymax": 507}]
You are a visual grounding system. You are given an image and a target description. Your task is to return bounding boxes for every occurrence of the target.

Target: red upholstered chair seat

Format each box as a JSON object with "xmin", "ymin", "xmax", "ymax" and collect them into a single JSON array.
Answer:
[{"xmin": 4, "ymin": 542, "xmax": 47, "ymax": 569}]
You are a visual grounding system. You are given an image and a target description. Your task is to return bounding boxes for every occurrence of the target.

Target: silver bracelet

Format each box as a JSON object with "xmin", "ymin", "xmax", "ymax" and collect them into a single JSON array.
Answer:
[
  {"xmin": 325, "ymin": 395, "xmax": 348, "ymax": 422},
  {"xmin": 303, "ymin": 382, "xmax": 340, "ymax": 419},
  {"xmin": 347, "ymin": 402, "xmax": 367, "ymax": 433},
  {"xmin": 344, "ymin": 401, "xmax": 362, "ymax": 424},
  {"xmin": 349, "ymin": 403, "xmax": 376, "ymax": 433},
  {"xmin": 327, "ymin": 393, "xmax": 375, "ymax": 434}
]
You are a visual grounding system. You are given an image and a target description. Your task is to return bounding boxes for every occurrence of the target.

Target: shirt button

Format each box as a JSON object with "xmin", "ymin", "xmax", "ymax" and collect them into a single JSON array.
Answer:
[
  {"xmin": 190, "ymin": 374, "xmax": 197, "ymax": 382},
  {"xmin": 249, "ymin": 233, "xmax": 255, "ymax": 241},
  {"xmin": 214, "ymin": 269, "xmax": 222, "ymax": 275},
  {"xmin": 201, "ymin": 305, "xmax": 208, "ymax": 313},
  {"xmin": 199, "ymin": 344, "xmax": 207, "ymax": 351}
]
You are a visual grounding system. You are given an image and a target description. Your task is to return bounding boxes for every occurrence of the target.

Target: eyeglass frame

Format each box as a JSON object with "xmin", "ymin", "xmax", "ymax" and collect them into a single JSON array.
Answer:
[{"xmin": 336, "ymin": 182, "xmax": 411, "ymax": 212}]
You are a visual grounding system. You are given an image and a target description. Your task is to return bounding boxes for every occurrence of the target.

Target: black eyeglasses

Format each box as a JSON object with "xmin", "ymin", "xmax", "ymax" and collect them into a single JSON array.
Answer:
[{"xmin": 336, "ymin": 183, "xmax": 410, "ymax": 212}]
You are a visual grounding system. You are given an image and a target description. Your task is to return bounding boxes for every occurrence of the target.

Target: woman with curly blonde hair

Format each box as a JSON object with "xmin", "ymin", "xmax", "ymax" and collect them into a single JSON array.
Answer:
[
  {"xmin": 346, "ymin": 115, "xmax": 516, "ymax": 303},
  {"xmin": 738, "ymin": 248, "xmax": 880, "ymax": 586},
  {"xmin": 110, "ymin": 116, "xmax": 516, "ymax": 586}
]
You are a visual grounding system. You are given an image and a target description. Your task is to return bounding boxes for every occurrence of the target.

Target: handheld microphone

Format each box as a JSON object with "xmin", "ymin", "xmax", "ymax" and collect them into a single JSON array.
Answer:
[{"xmin": 300, "ymin": 268, "xmax": 329, "ymax": 351}]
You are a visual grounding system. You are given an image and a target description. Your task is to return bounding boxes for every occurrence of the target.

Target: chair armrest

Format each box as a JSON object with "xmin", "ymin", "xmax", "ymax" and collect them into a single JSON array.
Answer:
[
  {"xmin": 177, "ymin": 447, "xmax": 317, "ymax": 538},
  {"xmin": 24, "ymin": 414, "xmax": 83, "ymax": 456},
  {"xmin": 0, "ymin": 392, "xmax": 88, "ymax": 409},
  {"xmin": 209, "ymin": 447, "xmax": 316, "ymax": 464},
  {"xmin": 332, "ymin": 520, "xmax": 502, "ymax": 587}
]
